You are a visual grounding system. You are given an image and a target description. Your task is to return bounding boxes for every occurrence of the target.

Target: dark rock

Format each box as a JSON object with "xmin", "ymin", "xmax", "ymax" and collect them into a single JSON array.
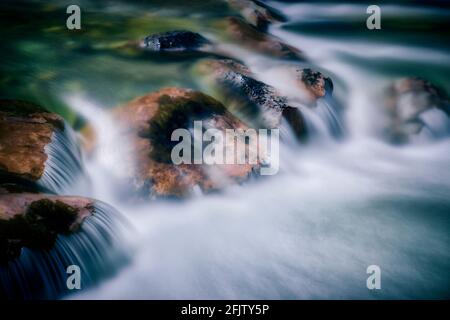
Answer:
[
  {"xmin": 140, "ymin": 30, "xmax": 211, "ymax": 52},
  {"xmin": 195, "ymin": 59, "xmax": 307, "ymax": 139},
  {"xmin": 281, "ymin": 106, "xmax": 307, "ymax": 141}
]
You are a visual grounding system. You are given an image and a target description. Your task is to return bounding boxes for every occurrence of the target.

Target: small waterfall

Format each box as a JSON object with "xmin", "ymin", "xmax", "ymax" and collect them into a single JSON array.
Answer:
[
  {"xmin": 232, "ymin": 56, "xmax": 345, "ymax": 142},
  {"xmin": 0, "ymin": 201, "xmax": 130, "ymax": 300},
  {"xmin": 315, "ymin": 97, "xmax": 345, "ymax": 139},
  {"xmin": 415, "ymin": 107, "xmax": 450, "ymax": 142},
  {"xmin": 283, "ymin": 100, "xmax": 344, "ymax": 143},
  {"xmin": 63, "ymin": 95, "xmax": 134, "ymax": 181},
  {"xmin": 39, "ymin": 123, "xmax": 85, "ymax": 195}
]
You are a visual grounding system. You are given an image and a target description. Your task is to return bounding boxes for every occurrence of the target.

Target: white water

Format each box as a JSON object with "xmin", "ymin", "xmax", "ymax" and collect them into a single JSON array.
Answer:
[
  {"xmin": 62, "ymin": 3, "xmax": 450, "ymax": 299},
  {"xmin": 40, "ymin": 124, "xmax": 84, "ymax": 194}
]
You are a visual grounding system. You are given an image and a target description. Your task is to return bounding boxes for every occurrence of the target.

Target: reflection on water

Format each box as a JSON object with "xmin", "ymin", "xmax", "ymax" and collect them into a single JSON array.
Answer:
[{"xmin": 1, "ymin": 0, "xmax": 449, "ymax": 299}]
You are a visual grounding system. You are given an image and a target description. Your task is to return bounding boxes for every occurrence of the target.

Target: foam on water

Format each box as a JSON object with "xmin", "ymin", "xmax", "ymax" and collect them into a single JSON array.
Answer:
[
  {"xmin": 58, "ymin": 2, "xmax": 450, "ymax": 299},
  {"xmin": 72, "ymin": 138, "xmax": 450, "ymax": 299}
]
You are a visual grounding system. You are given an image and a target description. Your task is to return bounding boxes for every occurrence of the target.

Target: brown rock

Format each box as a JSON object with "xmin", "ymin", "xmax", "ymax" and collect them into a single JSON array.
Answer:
[
  {"xmin": 0, "ymin": 100, "xmax": 84, "ymax": 193},
  {"xmin": 296, "ymin": 68, "xmax": 333, "ymax": 104},
  {"xmin": 113, "ymin": 88, "xmax": 258, "ymax": 198},
  {"xmin": 228, "ymin": 0, "xmax": 287, "ymax": 31},
  {"xmin": 0, "ymin": 190, "xmax": 94, "ymax": 263},
  {"xmin": 222, "ymin": 17, "xmax": 304, "ymax": 60},
  {"xmin": 0, "ymin": 100, "xmax": 64, "ymax": 182},
  {"xmin": 79, "ymin": 124, "xmax": 96, "ymax": 156}
]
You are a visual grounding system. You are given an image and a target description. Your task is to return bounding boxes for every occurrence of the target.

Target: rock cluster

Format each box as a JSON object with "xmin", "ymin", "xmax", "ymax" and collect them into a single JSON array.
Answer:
[
  {"xmin": 195, "ymin": 59, "xmax": 307, "ymax": 139},
  {"xmin": 0, "ymin": 101, "xmax": 95, "ymax": 263}
]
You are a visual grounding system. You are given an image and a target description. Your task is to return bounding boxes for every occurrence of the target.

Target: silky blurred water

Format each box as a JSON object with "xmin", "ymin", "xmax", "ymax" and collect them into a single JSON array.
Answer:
[{"xmin": 1, "ymin": 0, "xmax": 449, "ymax": 299}]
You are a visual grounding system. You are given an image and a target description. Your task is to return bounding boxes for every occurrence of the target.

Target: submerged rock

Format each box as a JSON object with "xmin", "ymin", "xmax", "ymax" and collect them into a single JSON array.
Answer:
[
  {"xmin": 79, "ymin": 123, "xmax": 96, "ymax": 156},
  {"xmin": 137, "ymin": 20, "xmax": 302, "ymax": 61},
  {"xmin": 0, "ymin": 100, "xmax": 83, "ymax": 193},
  {"xmin": 383, "ymin": 77, "xmax": 450, "ymax": 143},
  {"xmin": 222, "ymin": 17, "xmax": 304, "ymax": 60},
  {"xmin": 0, "ymin": 191, "xmax": 93, "ymax": 263},
  {"xmin": 140, "ymin": 30, "xmax": 211, "ymax": 52},
  {"xmin": 113, "ymin": 88, "xmax": 259, "ymax": 198},
  {"xmin": 195, "ymin": 59, "xmax": 307, "ymax": 139},
  {"xmin": 228, "ymin": 0, "xmax": 287, "ymax": 31}
]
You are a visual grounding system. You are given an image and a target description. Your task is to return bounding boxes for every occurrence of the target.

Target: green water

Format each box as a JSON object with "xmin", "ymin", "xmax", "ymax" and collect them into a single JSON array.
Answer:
[{"xmin": 0, "ymin": 0, "xmax": 233, "ymax": 127}]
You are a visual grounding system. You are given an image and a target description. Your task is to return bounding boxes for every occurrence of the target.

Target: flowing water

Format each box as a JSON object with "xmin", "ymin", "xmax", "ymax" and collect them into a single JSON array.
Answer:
[
  {"xmin": 39, "ymin": 124, "xmax": 85, "ymax": 194},
  {"xmin": 1, "ymin": 0, "xmax": 450, "ymax": 299},
  {"xmin": 0, "ymin": 202, "xmax": 130, "ymax": 299}
]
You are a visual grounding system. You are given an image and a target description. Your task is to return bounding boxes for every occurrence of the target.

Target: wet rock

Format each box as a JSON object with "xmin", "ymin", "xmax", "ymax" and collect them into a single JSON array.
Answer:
[
  {"xmin": 228, "ymin": 0, "xmax": 287, "ymax": 31},
  {"xmin": 261, "ymin": 65, "xmax": 334, "ymax": 106},
  {"xmin": 0, "ymin": 186, "xmax": 128, "ymax": 299},
  {"xmin": 0, "ymin": 190, "xmax": 94, "ymax": 263},
  {"xmin": 281, "ymin": 106, "xmax": 307, "ymax": 139},
  {"xmin": 113, "ymin": 88, "xmax": 258, "ymax": 198},
  {"xmin": 384, "ymin": 77, "xmax": 450, "ymax": 143},
  {"xmin": 0, "ymin": 100, "xmax": 83, "ymax": 192},
  {"xmin": 195, "ymin": 59, "xmax": 307, "ymax": 139},
  {"xmin": 136, "ymin": 22, "xmax": 303, "ymax": 61},
  {"xmin": 0, "ymin": 100, "xmax": 63, "ymax": 182},
  {"xmin": 296, "ymin": 68, "xmax": 333, "ymax": 103},
  {"xmin": 140, "ymin": 30, "xmax": 211, "ymax": 52},
  {"xmin": 222, "ymin": 17, "xmax": 304, "ymax": 60}
]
